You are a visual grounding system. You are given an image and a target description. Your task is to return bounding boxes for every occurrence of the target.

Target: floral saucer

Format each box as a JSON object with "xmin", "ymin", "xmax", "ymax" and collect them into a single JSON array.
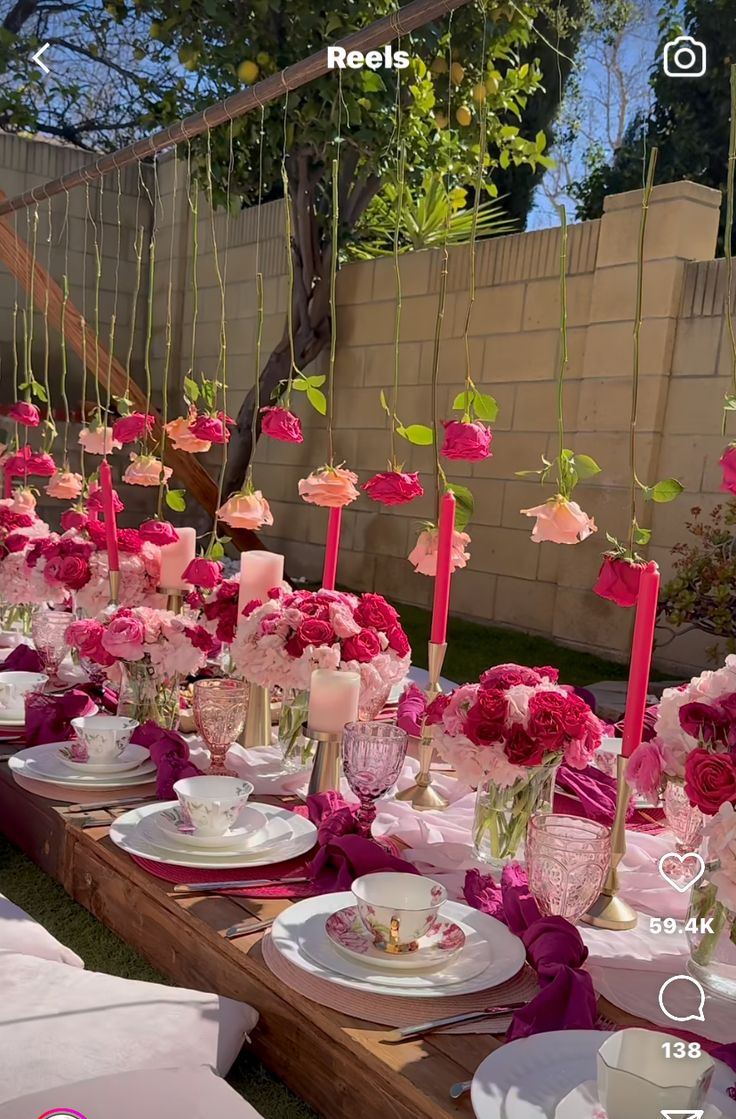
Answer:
[
  {"xmin": 325, "ymin": 905, "xmax": 465, "ymax": 971},
  {"xmin": 58, "ymin": 742, "xmax": 152, "ymax": 774},
  {"xmin": 156, "ymin": 804, "xmax": 268, "ymax": 849},
  {"xmin": 554, "ymin": 1081, "xmax": 723, "ymax": 1119}
]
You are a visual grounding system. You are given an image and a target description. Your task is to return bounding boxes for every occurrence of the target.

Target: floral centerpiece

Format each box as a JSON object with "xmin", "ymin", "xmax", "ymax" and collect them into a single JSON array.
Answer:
[
  {"xmin": 66, "ymin": 607, "xmax": 215, "ymax": 728},
  {"xmin": 427, "ymin": 663, "xmax": 602, "ymax": 866}
]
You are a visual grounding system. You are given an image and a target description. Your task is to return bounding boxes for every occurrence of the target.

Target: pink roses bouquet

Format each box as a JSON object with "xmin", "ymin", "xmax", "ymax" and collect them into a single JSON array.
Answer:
[{"xmin": 230, "ymin": 589, "xmax": 410, "ymax": 715}]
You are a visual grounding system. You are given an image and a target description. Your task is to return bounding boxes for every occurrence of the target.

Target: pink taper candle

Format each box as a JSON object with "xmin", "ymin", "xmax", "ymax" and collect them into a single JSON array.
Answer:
[
  {"xmin": 2, "ymin": 467, "xmax": 11, "ymax": 499},
  {"xmin": 99, "ymin": 460, "xmax": 120, "ymax": 574},
  {"xmin": 430, "ymin": 491, "xmax": 456, "ymax": 645},
  {"xmin": 322, "ymin": 507, "xmax": 342, "ymax": 591},
  {"xmin": 620, "ymin": 562, "xmax": 660, "ymax": 758}
]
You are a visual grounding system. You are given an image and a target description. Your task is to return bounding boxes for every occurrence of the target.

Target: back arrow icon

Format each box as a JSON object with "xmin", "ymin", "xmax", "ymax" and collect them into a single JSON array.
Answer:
[
  {"xmin": 660, "ymin": 1110, "xmax": 704, "ymax": 1118},
  {"xmin": 30, "ymin": 43, "xmax": 50, "ymax": 74}
]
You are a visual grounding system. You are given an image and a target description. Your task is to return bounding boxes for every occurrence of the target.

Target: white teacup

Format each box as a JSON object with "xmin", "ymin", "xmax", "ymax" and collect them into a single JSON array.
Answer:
[
  {"xmin": 351, "ymin": 872, "xmax": 447, "ymax": 954},
  {"xmin": 70, "ymin": 715, "xmax": 139, "ymax": 763},
  {"xmin": 597, "ymin": 1029, "xmax": 714, "ymax": 1119},
  {"xmin": 0, "ymin": 672, "xmax": 49, "ymax": 718},
  {"xmin": 173, "ymin": 775, "xmax": 254, "ymax": 837}
]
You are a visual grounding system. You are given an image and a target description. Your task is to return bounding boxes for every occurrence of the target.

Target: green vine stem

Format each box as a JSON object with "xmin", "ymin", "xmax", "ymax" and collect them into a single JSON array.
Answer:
[
  {"xmin": 140, "ymin": 165, "xmax": 157, "ymax": 439},
  {"xmin": 461, "ymin": 10, "xmax": 488, "ymax": 408},
  {"xmin": 205, "ymin": 125, "xmax": 232, "ymax": 552},
  {"xmin": 390, "ymin": 138, "xmax": 406, "ymax": 469},
  {"xmin": 724, "ymin": 63, "xmax": 736, "ymax": 436},
  {"xmin": 60, "ymin": 189, "xmax": 71, "ymax": 461},
  {"xmin": 247, "ymin": 105, "xmax": 267, "ymax": 490},
  {"xmin": 187, "ymin": 146, "xmax": 199, "ymax": 379},
  {"xmin": 555, "ymin": 204, "xmax": 569, "ymax": 494},
  {"xmin": 157, "ymin": 152, "xmax": 178, "ymax": 518},
  {"xmin": 327, "ymin": 154, "xmax": 340, "ymax": 467},
  {"xmin": 23, "ymin": 207, "xmax": 38, "ymax": 400},
  {"xmin": 42, "ymin": 199, "xmax": 53, "ymax": 451}
]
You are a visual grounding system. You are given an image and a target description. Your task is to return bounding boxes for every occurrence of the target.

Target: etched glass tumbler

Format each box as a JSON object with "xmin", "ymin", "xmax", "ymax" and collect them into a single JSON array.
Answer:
[
  {"xmin": 193, "ymin": 678, "xmax": 249, "ymax": 776},
  {"xmin": 341, "ymin": 721, "xmax": 408, "ymax": 837},
  {"xmin": 527, "ymin": 813, "xmax": 611, "ymax": 922}
]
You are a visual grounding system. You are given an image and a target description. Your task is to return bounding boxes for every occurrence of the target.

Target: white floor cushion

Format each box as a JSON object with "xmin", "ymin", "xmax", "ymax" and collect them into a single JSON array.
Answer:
[
  {"xmin": 0, "ymin": 1066, "xmax": 264, "ymax": 1118},
  {"xmin": 0, "ymin": 893, "xmax": 83, "ymax": 968},
  {"xmin": 0, "ymin": 953, "xmax": 258, "ymax": 1103}
]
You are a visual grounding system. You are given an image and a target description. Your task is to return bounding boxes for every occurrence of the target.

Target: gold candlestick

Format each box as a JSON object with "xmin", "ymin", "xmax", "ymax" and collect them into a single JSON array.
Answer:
[
  {"xmin": 306, "ymin": 728, "xmax": 342, "ymax": 796},
  {"xmin": 243, "ymin": 682, "xmax": 271, "ymax": 747},
  {"xmin": 395, "ymin": 640, "xmax": 449, "ymax": 811},
  {"xmin": 108, "ymin": 569, "xmax": 120, "ymax": 608},
  {"xmin": 581, "ymin": 754, "xmax": 638, "ymax": 929},
  {"xmin": 159, "ymin": 586, "xmax": 183, "ymax": 613}
]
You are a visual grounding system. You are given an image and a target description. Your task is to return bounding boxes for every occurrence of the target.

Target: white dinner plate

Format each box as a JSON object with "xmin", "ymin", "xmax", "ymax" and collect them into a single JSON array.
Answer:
[
  {"xmin": 0, "ymin": 715, "xmax": 25, "ymax": 728},
  {"xmin": 271, "ymin": 892, "xmax": 525, "ymax": 996},
  {"xmin": 9, "ymin": 743, "xmax": 156, "ymax": 788},
  {"xmin": 142, "ymin": 804, "xmax": 269, "ymax": 853},
  {"xmin": 57, "ymin": 742, "xmax": 152, "ymax": 774},
  {"xmin": 471, "ymin": 1031, "xmax": 735, "ymax": 1119},
  {"xmin": 110, "ymin": 801, "xmax": 317, "ymax": 869}
]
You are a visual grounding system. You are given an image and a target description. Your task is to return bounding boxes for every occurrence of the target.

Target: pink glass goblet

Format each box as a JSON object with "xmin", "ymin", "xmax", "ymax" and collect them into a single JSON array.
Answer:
[
  {"xmin": 31, "ymin": 608, "xmax": 71, "ymax": 683},
  {"xmin": 661, "ymin": 779, "xmax": 705, "ymax": 886},
  {"xmin": 341, "ymin": 721, "xmax": 408, "ymax": 837},
  {"xmin": 527, "ymin": 813, "xmax": 612, "ymax": 923},
  {"xmin": 193, "ymin": 678, "xmax": 249, "ymax": 776}
]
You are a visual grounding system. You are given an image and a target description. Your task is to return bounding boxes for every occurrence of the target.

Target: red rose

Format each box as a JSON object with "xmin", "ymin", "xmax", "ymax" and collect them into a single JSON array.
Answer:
[
  {"xmin": 465, "ymin": 701, "xmax": 505, "ymax": 746},
  {"xmin": 87, "ymin": 485, "xmax": 124, "ymax": 514},
  {"xmin": 684, "ymin": 748, "xmax": 736, "ymax": 815},
  {"xmin": 6, "ymin": 448, "xmax": 56, "ymax": 477},
  {"xmin": 8, "ymin": 402, "xmax": 41, "ymax": 427},
  {"xmin": 342, "ymin": 628, "xmax": 382, "ymax": 663},
  {"xmin": 426, "ymin": 693, "xmax": 451, "ymax": 725},
  {"xmin": 534, "ymin": 665, "xmax": 560, "ymax": 683},
  {"xmin": 188, "ymin": 624, "xmax": 217, "ymax": 654},
  {"xmin": 66, "ymin": 619, "xmax": 110, "ymax": 663},
  {"xmin": 0, "ymin": 509, "xmax": 32, "ymax": 530},
  {"xmin": 479, "ymin": 664, "xmax": 542, "ymax": 690},
  {"xmin": 720, "ymin": 444, "xmax": 736, "ymax": 496},
  {"xmin": 296, "ymin": 618, "xmax": 336, "ymax": 649},
  {"xmin": 27, "ymin": 537, "xmax": 58, "ymax": 567},
  {"xmin": 241, "ymin": 598, "xmax": 261, "ymax": 619},
  {"xmin": 679, "ymin": 701, "xmax": 730, "ymax": 746},
  {"xmin": 260, "ymin": 406, "xmax": 303, "ymax": 444},
  {"xmin": 440, "ymin": 419, "xmax": 492, "ymax": 462},
  {"xmin": 354, "ymin": 593, "xmax": 398, "ymax": 631},
  {"xmin": 117, "ymin": 528, "xmax": 144, "ymax": 554},
  {"xmin": 560, "ymin": 692, "xmax": 591, "ymax": 739},
  {"xmin": 386, "ymin": 624, "xmax": 410, "ymax": 657},
  {"xmin": 182, "ymin": 557, "xmax": 222, "ymax": 589},
  {"xmin": 474, "ymin": 688, "xmax": 508, "ymax": 739},
  {"xmin": 61, "ymin": 509, "xmax": 88, "ymax": 532},
  {"xmin": 505, "ymin": 724, "xmax": 545, "ymax": 766},
  {"xmin": 4, "ymin": 533, "xmax": 28, "ymax": 553},
  {"xmin": 86, "ymin": 520, "xmax": 108, "ymax": 548},
  {"xmin": 139, "ymin": 520, "xmax": 179, "ymax": 546},
  {"xmin": 593, "ymin": 556, "xmax": 656, "ymax": 608},
  {"xmin": 189, "ymin": 412, "xmax": 232, "ymax": 444},
  {"xmin": 527, "ymin": 691, "xmax": 568, "ymax": 753},
  {"xmin": 112, "ymin": 412, "xmax": 155, "ymax": 445},
  {"xmin": 46, "ymin": 553, "xmax": 90, "ymax": 590},
  {"xmin": 363, "ymin": 470, "xmax": 424, "ymax": 506}
]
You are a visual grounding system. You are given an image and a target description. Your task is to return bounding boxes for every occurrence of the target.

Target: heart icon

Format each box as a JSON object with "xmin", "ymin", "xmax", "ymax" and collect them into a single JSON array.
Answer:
[{"xmin": 658, "ymin": 851, "xmax": 706, "ymax": 892}]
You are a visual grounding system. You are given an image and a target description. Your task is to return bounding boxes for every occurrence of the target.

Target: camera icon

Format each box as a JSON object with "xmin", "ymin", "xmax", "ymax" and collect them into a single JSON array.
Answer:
[{"xmin": 663, "ymin": 35, "xmax": 706, "ymax": 77}]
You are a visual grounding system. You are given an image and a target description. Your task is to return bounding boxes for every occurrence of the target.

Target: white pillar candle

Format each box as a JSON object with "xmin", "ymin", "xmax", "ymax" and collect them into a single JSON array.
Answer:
[
  {"xmin": 238, "ymin": 550, "xmax": 285, "ymax": 615},
  {"xmin": 159, "ymin": 527, "xmax": 196, "ymax": 590},
  {"xmin": 307, "ymin": 669, "xmax": 360, "ymax": 735}
]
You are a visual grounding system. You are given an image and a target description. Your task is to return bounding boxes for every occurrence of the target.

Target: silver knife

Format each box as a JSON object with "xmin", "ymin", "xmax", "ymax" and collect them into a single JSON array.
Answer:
[
  {"xmin": 62, "ymin": 794, "xmax": 156, "ymax": 813},
  {"xmin": 225, "ymin": 918, "xmax": 274, "ymax": 939},
  {"xmin": 387, "ymin": 1002, "xmax": 526, "ymax": 1040},
  {"xmin": 173, "ymin": 876, "xmax": 310, "ymax": 894}
]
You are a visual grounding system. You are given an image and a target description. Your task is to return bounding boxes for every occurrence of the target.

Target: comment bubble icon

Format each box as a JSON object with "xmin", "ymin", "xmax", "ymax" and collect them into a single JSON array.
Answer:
[{"xmin": 657, "ymin": 974, "xmax": 707, "ymax": 1023}]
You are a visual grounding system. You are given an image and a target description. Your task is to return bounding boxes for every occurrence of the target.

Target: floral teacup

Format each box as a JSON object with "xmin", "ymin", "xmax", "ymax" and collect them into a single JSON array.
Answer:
[
  {"xmin": 351, "ymin": 872, "xmax": 448, "ymax": 953},
  {"xmin": 70, "ymin": 715, "xmax": 139, "ymax": 763},
  {"xmin": 0, "ymin": 672, "xmax": 48, "ymax": 719},
  {"xmin": 597, "ymin": 1029, "xmax": 714, "ymax": 1119},
  {"xmin": 173, "ymin": 775, "xmax": 255, "ymax": 837}
]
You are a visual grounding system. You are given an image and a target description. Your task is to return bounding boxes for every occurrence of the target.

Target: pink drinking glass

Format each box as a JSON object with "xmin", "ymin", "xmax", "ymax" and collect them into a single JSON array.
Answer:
[
  {"xmin": 341, "ymin": 720, "xmax": 408, "ymax": 837},
  {"xmin": 527, "ymin": 813, "xmax": 611, "ymax": 923},
  {"xmin": 31, "ymin": 608, "xmax": 71, "ymax": 682},
  {"xmin": 193, "ymin": 678, "xmax": 249, "ymax": 776}
]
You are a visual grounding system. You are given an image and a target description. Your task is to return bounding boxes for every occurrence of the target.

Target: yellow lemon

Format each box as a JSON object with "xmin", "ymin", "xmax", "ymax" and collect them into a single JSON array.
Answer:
[
  {"xmin": 455, "ymin": 105, "xmax": 472, "ymax": 127},
  {"xmin": 472, "ymin": 83, "xmax": 486, "ymax": 103},
  {"xmin": 237, "ymin": 59, "xmax": 259, "ymax": 84},
  {"xmin": 256, "ymin": 51, "xmax": 271, "ymax": 66},
  {"xmin": 431, "ymin": 56, "xmax": 448, "ymax": 75},
  {"xmin": 149, "ymin": 21, "xmax": 161, "ymax": 39},
  {"xmin": 434, "ymin": 111, "xmax": 448, "ymax": 129},
  {"xmin": 485, "ymin": 73, "xmax": 499, "ymax": 95},
  {"xmin": 450, "ymin": 61, "xmax": 465, "ymax": 84},
  {"xmin": 184, "ymin": 57, "xmax": 198, "ymax": 71}
]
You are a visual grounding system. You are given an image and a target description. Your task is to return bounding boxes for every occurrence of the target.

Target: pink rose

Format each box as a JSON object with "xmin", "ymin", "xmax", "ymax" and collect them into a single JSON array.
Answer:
[
  {"xmin": 139, "ymin": 520, "xmax": 179, "ymax": 546},
  {"xmin": 426, "ymin": 692, "xmax": 451, "ymax": 725},
  {"xmin": 112, "ymin": 412, "xmax": 155, "ymax": 445},
  {"xmin": 101, "ymin": 613, "xmax": 147, "ymax": 661},
  {"xmin": 5, "ymin": 447, "xmax": 56, "ymax": 477},
  {"xmin": 46, "ymin": 471, "xmax": 84, "ymax": 500},
  {"xmin": 386, "ymin": 624, "xmax": 410, "ymax": 657},
  {"xmin": 625, "ymin": 740, "xmax": 665, "ymax": 800},
  {"xmin": 189, "ymin": 412, "xmax": 232, "ymax": 444},
  {"xmin": 441, "ymin": 419, "xmax": 492, "ymax": 462},
  {"xmin": 261, "ymin": 406, "xmax": 303, "ymax": 443},
  {"xmin": 526, "ymin": 691, "xmax": 569, "ymax": 752},
  {"xmin": 298, "ymin": 465, "xmax": 360, "ymax": 508},
  {"xmin": 66, "ymin": 619, "xmax": 114, "ymax": 666},
  {"xmin": 521, "ymin": 495, "xmax": 597, "ymax": 544},
  {"xmin": 46, "ymin": 553, "xmax": 91, "ymax": 590},
  {"xmin": 684, "ymin": 748, "xmax": 736, "ymax": 815},
  {"xmin": 408, "ymin": 526, "xmax": 471, "ymax": 576},
  {"xmin": 165, "ymin": 412, "xmax": 211, "ymax": 453},
  {"xmin": 480, "ymin": 664, "xmax": 542, "ymax": 689},
  {"xmin": 123, "ymin": 454, "xmax": 172, "ymax": 487},
  {"xmin": 86, "ymin": 483, "xmax": 124, "ymax": 514},
  {"xmin": 78, "ymin": 425, "xmax": 122, "ymax": 455},
  {"xmin": 182, "ymin": 557, "xmax": 222, "ymax": 589},
  {"xmin": 354, "ymin": 593, "xmax": 398, "ymax": 631},
  {"xmin": 217, "ymin": 489, "xmax": 273, "ymax": 530},
  {"xmin": 594, "ymin": 556, "xmax": 657, "ymax": 607},
  {"xmin": 61, "ymin": 509, "xmax": 88, "ymax": 532},
  {"xmin": 363, "ymin": 470, "xmax": 424, "ymax": 506},
  {"xmin": 720, "ymin": 444, "xmax": 736, "ymax": 495},
  {"xmin": 9, "ymin": 402, "xmax": 41, "ymax": 427},
  {"xmin": 342, "ymin": 628, "xmax": 382, "ymax": 663},
  {"xmin": 329, "ymin": 602, "xmax": 361, "ymax": 639}
]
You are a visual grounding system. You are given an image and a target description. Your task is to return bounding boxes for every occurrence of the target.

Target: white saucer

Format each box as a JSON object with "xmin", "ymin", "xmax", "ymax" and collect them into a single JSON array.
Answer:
[
  {"xmin": 471, "ymin": 1032, "xmax": 735, "ymax": 1119},
  {"xmin": 555, "ymin": 1081, "xmax": 723, "ymax": 1119},
  {"xmin": 325, "ymin": 905, "xmax": 465, "ymax": 971},
  {"xmin": 9, "ymin": 743, "xmax": 156, "ymax": 789},
  {"xmin": 148, "ymin": 804, "xmax": 268, "ymax": 850},
  {"xmin": 57, "ymin": 742, "xmax": 152, "ymax": 774},
  {"xmin": 0, "ymin": 714, "xmax": 25, "ymax": 728}
]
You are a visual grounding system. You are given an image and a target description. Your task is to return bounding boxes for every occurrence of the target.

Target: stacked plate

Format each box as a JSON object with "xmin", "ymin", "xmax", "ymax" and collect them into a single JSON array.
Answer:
[
  {"xmin": 269, "ymin": 890, "xmax": 526, "ymax": 998},
  {"xmin": 9, "ymin": 741, "xmax": 156, "ymax": 790},
  {"xmin": 109, "ymin": 800, "xmax": 318, "ymax": 869}
]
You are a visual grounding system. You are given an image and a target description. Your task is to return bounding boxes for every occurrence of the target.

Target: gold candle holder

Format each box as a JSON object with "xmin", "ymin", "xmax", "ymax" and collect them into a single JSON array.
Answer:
[
  {"xmin": 395, "ymin": 640, "xmax": 449, "ymax": 811},
  {"xmin": 581, "ymin": 753, "xmax": 638, "ymax": 930},
  {"xmin": 243, "ymin": 682, "xmax": 271, "ymax": 747},
  {"xmin": 306, "ymin": 728, "xmax": 341, "ymax": 796},
  {"xmin": 108, "ymin": 569, "xmax": 121, "ymax": 608},
  {"xmin": 158, "ymin": 586, "xmax": 183, "ymax": 613}
]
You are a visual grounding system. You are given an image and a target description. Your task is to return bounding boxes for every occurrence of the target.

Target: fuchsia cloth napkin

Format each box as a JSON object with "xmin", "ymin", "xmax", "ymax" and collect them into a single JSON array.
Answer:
[
  {"xmin": 555, "ymin": 763, "xmax": 664, "ymax": 832},
  {"xmin": 306, "ymin": 791, "xmax": 419, "ymax": 891},
  {"xmin": 130, "ymin": 722, "xmax": 202, "ymax": 800},
  {"xmin": 0, "ymin": 644, "xmax": 43, "ymax": 673},
  {"xmin": 463, "ymin": 864, "xmax": 597, "ymax": 1041},
  {"xmin": 24, "ymin": 689, "xmax": 98, "ymax": 747}
]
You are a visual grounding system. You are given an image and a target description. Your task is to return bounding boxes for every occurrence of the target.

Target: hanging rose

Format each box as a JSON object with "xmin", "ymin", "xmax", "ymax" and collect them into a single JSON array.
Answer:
[
  {"xmin": 139, "ymin": 520, "xmax": 180, "ymax": 546},
  {"xmin": 189, "ymin": 411, "xmax": 233, "ymax": 445},
  {"xmin": 217, "ymin": 488, "xmax": 273, "ymax": 531},
  {"xmin": 363, "ymin": 470, "xmax": 424, "ymax": 506},
  {"xmin": 182, "ymin": 557, "xmax": 223, "ymax": 590},
  {"xmin": 408, "ymin": 525, "xmax": 471, "ymax": 576},
  {"xmin": 9, "ymin": 487, "xmax": 37, "ymax": 513},
  {"xmin": 78, "ymin": 425, "xmax": 121, "ymax": 455},
  {"xmin": 112, "ymin": 412, "xmax": 155, "ymax": 445},
  {"xmin": 594, "ymin": 556, "xmax": 657, "ymax": 607},
  {"xmin": 520, "ymin": 495, "xmax": 597, "ymax": 544},
  {"xmin": 8, "ymin": 402, "xmax": 41, "ymax": 428},
  {"xmin": 61, "ymin": 508, "xmax": 88, "ymax": 532},
  {"xmin": 441, "ymin": 419, "xmax": 492, "ymax": 462},
  {"xmin": 165, "ymin": 411, "xmax": 212, "ymax": 453},
  {"xmin": 298, "ymin": 465, "xmax": 360, "ymax": 508},
  {"xmin": 46, "ymin": 471, "xmax": 84, "ymax": 500},
  {"xmin": 87, "ymin": 482, "xmax": 124, "ymax": 514},
  {"xmin": 719, "ymin": 444, "xmax": 736, "ymax": 495},
  {"xmin": 5, "ymin": 447, "xmax": 56, "ymax": 477},
  {"xmin": 123, "ymin": 453, "xmax": 173, "ymax": 487},
  {"xmin": 260, "ymin": 406, "xmax": 303, "ymax": 444}
]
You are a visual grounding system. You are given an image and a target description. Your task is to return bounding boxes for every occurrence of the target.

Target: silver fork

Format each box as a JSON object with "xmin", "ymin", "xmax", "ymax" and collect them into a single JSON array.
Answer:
[
  {"xmin": 449, "ymin": 1081, "xmax": 471, "ymax": 1100},
  {"xmin": 225, "ymin": 917, "xmax": 274, "ymax": 940}
]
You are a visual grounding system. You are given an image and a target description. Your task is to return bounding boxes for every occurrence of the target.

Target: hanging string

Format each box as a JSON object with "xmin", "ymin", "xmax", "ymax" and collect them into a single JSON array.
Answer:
[
  {"xmin": 10, "ymin": 209, "xmax": 20, "ymax": 452},
  {"xmin": 723, "ymin": 63, "xmax": 736, "ymax": 437},
  {"xmin": 390, "ymin": 115, "xmax": 406, "ymax": 469},
  {"xmin": 157, "ymin": 152, "xmax": 179, "ymax": 517},
  {"xmin": 105, "ymin": 168, "xmax": 124, "ymax": 422},
  {"xmin": 22, "ymin": 206, "xmax": 39, "ymax": 404},
  {"xmin": 85, "ymin": 177, "xmax": 104, "ymax": 420},
  {"xmin": 205, "ymin": 124, "xmax": 232, "ymax": 545},
  {"xmin": 248, "ymin": 104, "xmax": 267, "ymax": 490},
  {"xmin": 186, "ymin": 142, "xmax": 200, "ymax": 379},
  {"xmin": 124, "ymin": 170, "xmax": 145, "ymax": 403},
  {"xmin": 280, "ymin": 93, "xmax": 301, "ymax": 406},
  {"xmin": 59, "ymin": 189, "xmax": 71, "ymax": 463},
  {"xmin": 461, "ymin": 7, "xmax": 488, "ymax": 405},
  {"xmin": 326, "ymin": 71, "xmax": 344, "ymax": 467},
  {"xmin": 80, "ymin": 182, "xmax": 92, "ymax": 480},
  {"xmin": 42, "ymin": 198, "xmax": 54, "ymax": 452},
  {"xmin": 141, "ymin": 159, "xmax": 159, "ymax": 445}
]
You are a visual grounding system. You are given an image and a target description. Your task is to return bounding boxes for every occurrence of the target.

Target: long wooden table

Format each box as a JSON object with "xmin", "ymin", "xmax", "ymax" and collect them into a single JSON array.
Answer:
[{"xmin": 0, "ymin": 762, "xmax": 648, "ymax": 1119}]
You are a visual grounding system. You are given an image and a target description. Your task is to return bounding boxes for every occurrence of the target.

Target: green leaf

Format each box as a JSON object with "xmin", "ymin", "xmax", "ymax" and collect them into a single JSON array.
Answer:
[
  {"xmin": 571, "ymin": 453, "xmax": 601, "ymax": 480},
  {"xmin": 379, "ymin": 390, "xmax": 390, "ymax": 414},
  {"xmin": 633, "ymin": 525, "xmax": 652, "ymax": 546},
  {"xmin": 291, "ymin": 379, "xmax": 308, "ymax": 392},
  {"xmin": 452, "ymin": 390, "xmax": 475, "ymax": 412},
  {"xmin": 31, "ymin": 383, "xmax": 48, "ymax": 403},
  {"xmin": 165, "ymin": 489, "xmax": 186, "ymax": 512},
  {"xmin": 361, "ymin": 71, "xmax": 385, "ymax": 94},
  {"xmin": 183, "ymin": 375, "xmax": 199, "ymax": 403},
  {"xmin": 324, "ymin": 12, "xmax": 342, "ymax": 33},
  {"xmin": 515, "ymin": 468, "xmax": 544, "ymax": 478},
  {"xmin": 724, "ymin": 396, "xmax": 736, "ymax": 411},
  {"xmin": 209, "ymin": 540, "xmax": 225, "ymax": 560},
  {"xmin": 401, "ymin": 424, "xmax": 434, "ymax": 446},
  {"xmin": 447, "ymin": 483, "xmax": 474, "ymax": 531},
  {"xmin": 649, "ymin": 478, "xmax": 684, "ymax": 503},
  {"xmin": 306, "ymin": 374, "xmax": 326, "ymax": 387},
  {"xmin": 472, "ymin": 392, "xmax": 498, "ymax": 422},
  {"xmin": 306, "ymin": 386, "xmax": 327, "ymax": 415}
]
